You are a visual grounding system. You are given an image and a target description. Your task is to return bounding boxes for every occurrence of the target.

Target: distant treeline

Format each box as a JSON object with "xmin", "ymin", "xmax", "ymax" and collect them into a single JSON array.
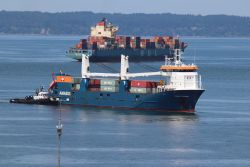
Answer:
[{"xmin": 0, "ymin": 11, "xmax": 250, "ymax": 37}]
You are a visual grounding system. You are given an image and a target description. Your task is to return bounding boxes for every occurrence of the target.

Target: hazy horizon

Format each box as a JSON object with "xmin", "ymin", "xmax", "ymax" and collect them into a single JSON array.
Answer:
[{"xmin": 0, "ymin": 0, "xmax": 249, "ymax": 17}]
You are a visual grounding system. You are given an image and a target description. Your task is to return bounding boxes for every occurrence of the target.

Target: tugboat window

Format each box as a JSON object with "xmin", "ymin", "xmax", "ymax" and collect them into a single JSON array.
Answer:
[
  {"xmin": 107, "ymin": 94, "xmax": 110, "ymax": 97},
  {"xmin": 100, "ymin": 93, "xmax": 103, "ymax": 97}
]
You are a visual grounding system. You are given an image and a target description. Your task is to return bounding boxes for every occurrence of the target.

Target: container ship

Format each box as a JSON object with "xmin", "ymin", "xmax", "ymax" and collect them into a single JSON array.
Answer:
[
  {"xmin": 66, "ymin": 18, "xmax": 187, "ymax": 62},
  {"xmin": 11, "ymin": 49, "xmax": 204, "ymax": 113}
]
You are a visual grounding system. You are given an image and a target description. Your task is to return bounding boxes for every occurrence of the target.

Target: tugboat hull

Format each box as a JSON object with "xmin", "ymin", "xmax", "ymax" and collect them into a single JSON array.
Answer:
[{"xmin": 10, "ymin": 98, "xmax": 58, "ymax": 105}]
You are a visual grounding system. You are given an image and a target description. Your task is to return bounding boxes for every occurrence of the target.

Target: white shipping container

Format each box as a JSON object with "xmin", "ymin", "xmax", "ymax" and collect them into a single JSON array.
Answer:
[
  {"xmin": 130, "ymin": 87, "xmax": 152, "ymax": 94},
  {"xmin": 100, "ymin": 86, "xmax": 119, "ymax": 92},
  {"xmin": 101, "ymin": 79, "xmax": 119, "ymax": 86}
]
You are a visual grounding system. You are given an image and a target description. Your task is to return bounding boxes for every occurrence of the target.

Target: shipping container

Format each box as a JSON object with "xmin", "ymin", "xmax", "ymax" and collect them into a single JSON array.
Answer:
[
  {"xmin": 146, "ymin": 39, "xmax": 151, "ymax": 48},
  {"xmin": 100, "ymin": 86, "xmax": 119, "ymax": 92},
  {"xmin": 140, "ymin": 39, "xmax": 146, "ymax": 48},
  {"xmin": 88, "ymin": 88, "xmax": 100, "ymax": 92},
  {"xmin": 135, "ymin": 37, "xmax": 141, "ymax": 49},
  {"xmin": 130, "ymin": 87, "xmax": 152, "ymax": 94},
  {"xmin": 131, "ymin": 80, "xmax": 158, "ymax": 88},
  {"xmin": 126, "ymin": 37, "xmax": 131, "ymax": 48},
  {"xmin": 88, "ymin": 79, "xmax": 100, "ymax": 88},
  {"xmin": 72, "ymin": 84, "xmax": 80, "ymax": 90},
  {"xmin": 92, "ymin": 42, "xmax": 98, "ymax": 50},
  {"xmin": 76, "ymin": 43, "xmax": 81, "ymax": 49},
  {"xmin": 73, "ymin": 77, "xmax": 82, "ymax": 83},
  {"xmin": 89, "ymin": 79, "xmax": 100, "ymax": 85},
  {"xmin": 101, "ymin": 79, "xmax": 119, "ymax": 86},
  {"xmin": 150, "ymin": 42, "xmax": 156, "ymax": 49}
]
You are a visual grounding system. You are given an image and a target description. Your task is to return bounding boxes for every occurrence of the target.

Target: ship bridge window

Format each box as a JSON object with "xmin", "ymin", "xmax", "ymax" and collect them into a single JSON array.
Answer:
[
  {"xmin": 185, "ymin": 76, "xmax": 193, "ymax": 80},
  {"xmin": 177, "ymin": 55, "xmax": 180, "ymax": 61},
  {"xmin": 100, "ymin": 93, "xmax": 103, "ymax": 97},
  {"xmin": 107, "ymin": 94, "xmax": 110, "ymax": 97}
]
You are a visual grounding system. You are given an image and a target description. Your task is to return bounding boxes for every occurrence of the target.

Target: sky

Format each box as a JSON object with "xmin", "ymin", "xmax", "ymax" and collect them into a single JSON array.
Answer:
[{"xmin": 0, "ymin": 0, "xmax": 250, "ymax": 17}]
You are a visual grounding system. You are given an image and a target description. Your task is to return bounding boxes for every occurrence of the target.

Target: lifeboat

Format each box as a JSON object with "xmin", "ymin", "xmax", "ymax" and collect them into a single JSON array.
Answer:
[{"xmin": 160, "ymin": 64, "xmax": 198, "ymax": 72}]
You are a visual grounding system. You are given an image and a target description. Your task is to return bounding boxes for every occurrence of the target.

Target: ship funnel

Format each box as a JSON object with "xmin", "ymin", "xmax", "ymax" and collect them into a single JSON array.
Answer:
[
  {"xmin": 81, "ymin": 54, "xmax": 90, "ymax": 78},
  {"xmin": 120, "ymin": 55, "xmax": 129, "ymax": 80}
]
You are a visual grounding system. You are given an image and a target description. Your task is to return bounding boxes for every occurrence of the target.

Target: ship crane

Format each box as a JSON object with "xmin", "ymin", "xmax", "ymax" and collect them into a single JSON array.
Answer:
[
  {"xmin": 81, "ymin": 49, "xmax": 193, "ymax": 79},
  {"xmin": 81, "ymin": 55, "xmax": 170, "ymax": 79}
]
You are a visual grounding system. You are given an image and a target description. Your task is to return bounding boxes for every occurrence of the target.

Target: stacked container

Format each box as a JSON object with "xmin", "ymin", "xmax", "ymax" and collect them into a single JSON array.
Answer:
[
  {"xmin": 130, "ymin": 36, "xmax": 136, "ymax": 49},
  {"xmin": 73, "ymin": 33, "xmax": 185, "ymax": 51},
  {"xmin": 80, "ymin": 39, "xmax": 88, "ymax": 49},
  {"xmin": 76, "ymin": 43, "xmax": 82, "ymax": 49},
  {"xmin": 135, "ymin": 37, "xmax": 141, "ymax": 49},
  {"xmin": 146, "ymin": 39, "xmax": 151, "ymax": 48},
  {"xmin": 100, "ymin": 79, "xmax": 119, "ymax": 92},
  {"xmin": 87, "ymin": 36, "xmax": 107, "ymax": 48},
  {"xmin": 130, "ymin": 80, "xmax": 158, "ymax": 94},
  {"xmin": 76, "ymin": 35, "xmax": 181, "ymax": 50},
  {"xmin": 140, "ymin": 39, "xmax": 147, "ymax": 48},
  {"xmin": 115, "ymin": 36, "xmax": 126, "ymax": 48},
  {"xmin": 71, "ymin": 77, "xmax": 82, "ymax": 91},
  {"xmin": 125, "ymin": 37, "xmax": 131, "ymax": 48},
  {"xmin": 88, "ymin": 79, "xmax": 101, "ymax": 91}
]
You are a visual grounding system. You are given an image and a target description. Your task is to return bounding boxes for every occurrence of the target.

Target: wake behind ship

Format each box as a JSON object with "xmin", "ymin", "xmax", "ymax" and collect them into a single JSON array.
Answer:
[{"xmin": 66, "ymin": 18, "xmax": 187, "ymax": 62}]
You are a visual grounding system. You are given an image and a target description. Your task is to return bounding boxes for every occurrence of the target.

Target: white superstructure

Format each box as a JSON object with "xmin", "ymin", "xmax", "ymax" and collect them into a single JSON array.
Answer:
[{"xmin": 90, "ymin": 18, "xmax": 118, "ymax": 38}]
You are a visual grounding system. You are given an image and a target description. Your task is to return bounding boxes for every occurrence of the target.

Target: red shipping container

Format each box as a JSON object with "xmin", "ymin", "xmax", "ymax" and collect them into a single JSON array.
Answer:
[
  {"xmin": 76, "ymin": 43, "xmax": 81, "ymax": 49},
  {"xmin": 89, "ymin": 79, "xmax": 100, "ymax": 86},
  {"xmin": 131, "ymin": 80, "xmax": 158, "ymax": 88}
]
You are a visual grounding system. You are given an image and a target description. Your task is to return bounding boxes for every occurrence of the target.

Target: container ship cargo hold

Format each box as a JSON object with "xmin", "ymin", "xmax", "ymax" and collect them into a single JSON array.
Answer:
[
  {"xmin": 11, "ymin": 49, "xmax": 204, "ymax": 113},
  {"xmin": 66, "ymin": 18, "xmax": 187, "ymax": 62}
]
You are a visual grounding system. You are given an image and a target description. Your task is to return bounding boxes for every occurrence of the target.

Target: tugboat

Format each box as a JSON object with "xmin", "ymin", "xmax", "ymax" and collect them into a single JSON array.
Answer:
[{"xmin": 10, "ymin": 87, "xmax": 58, "ymax": 105}]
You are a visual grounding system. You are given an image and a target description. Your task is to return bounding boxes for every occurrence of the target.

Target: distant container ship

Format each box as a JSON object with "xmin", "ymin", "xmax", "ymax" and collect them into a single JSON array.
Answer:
[{"xmin": 66, "ymin": 18, "xmax": 187, "ymax": 62}]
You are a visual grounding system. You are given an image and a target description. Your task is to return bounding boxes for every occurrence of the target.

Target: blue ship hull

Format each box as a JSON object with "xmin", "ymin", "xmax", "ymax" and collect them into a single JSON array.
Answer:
[{"xmin": 51, "ymin": 79, "xmax": 204, "ymax": 113}]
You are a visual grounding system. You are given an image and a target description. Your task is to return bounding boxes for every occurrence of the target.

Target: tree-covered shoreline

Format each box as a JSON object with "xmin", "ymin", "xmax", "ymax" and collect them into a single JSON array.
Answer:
[{"xmin": 0, "ymin": 11, "xmax": 250, "ymax": 37}]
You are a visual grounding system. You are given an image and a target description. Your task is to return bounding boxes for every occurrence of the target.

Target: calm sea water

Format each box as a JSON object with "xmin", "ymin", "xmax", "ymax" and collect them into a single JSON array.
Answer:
[{"xmin": 0, "ymin": 35, "xmax": 250, "ymax": 167}]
